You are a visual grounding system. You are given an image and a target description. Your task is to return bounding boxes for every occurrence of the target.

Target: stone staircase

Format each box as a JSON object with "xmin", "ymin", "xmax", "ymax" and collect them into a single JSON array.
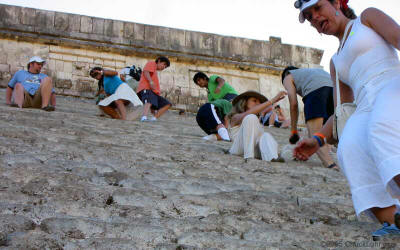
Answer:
[{"xmin": 0, "ymin": 90, "xmax": 398, "ymax": 249}]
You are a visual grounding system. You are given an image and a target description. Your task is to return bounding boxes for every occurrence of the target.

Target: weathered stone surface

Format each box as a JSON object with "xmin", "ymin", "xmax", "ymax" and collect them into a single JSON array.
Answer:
[
  {"xmin": 0, "ymin": 215, "xmax": 36, "ymax": 234},
  {"xmin": 54, "ymin": 12, "xmax": 69, "ymax": 31},
  {"xmin": 20, "ymin": 7, "xmax": 36, "ymax": 26},
  {"xmin": 0, "ymin": 232, "xmax": 7, "ymax": 246},
  {"xmin": 80, "ymin": 16, "xmax": 93, "ymax": 33},
  {"xmin": 0, "ymin": 91, "xmax": 399, "ymax": 249}
]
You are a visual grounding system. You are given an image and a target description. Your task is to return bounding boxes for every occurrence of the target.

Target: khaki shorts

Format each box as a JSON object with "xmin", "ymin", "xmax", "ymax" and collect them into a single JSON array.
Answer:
[{"xmin": 22, "ymin": 86, "xmax": 42, "ymax": 108}]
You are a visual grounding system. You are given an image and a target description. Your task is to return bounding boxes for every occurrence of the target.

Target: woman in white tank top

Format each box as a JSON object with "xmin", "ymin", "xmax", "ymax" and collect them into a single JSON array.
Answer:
[{"xmin": 293, "ymin": 0, "xmax": 400, "ymax": 239}]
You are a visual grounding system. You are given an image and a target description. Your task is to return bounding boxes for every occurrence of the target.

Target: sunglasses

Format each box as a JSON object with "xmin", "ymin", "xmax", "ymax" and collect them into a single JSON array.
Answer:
[{"xmin": 294, "ymin": 0, "xmax": 311, "ymax": 9}]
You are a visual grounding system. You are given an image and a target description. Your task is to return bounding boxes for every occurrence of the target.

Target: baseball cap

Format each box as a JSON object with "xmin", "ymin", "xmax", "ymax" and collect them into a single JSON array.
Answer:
[
  {"xmin": 294, "ymin": 0, "xmax": 319, "ymax": 23},
  {"xmin": 28, "ymin": 56, "xmax": 46, "ymax": 64}
]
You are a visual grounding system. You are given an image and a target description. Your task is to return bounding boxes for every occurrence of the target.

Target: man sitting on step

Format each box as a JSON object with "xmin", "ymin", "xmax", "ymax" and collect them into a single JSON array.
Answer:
[{"xmin": 6, "ymin": 56, "xmax": 56, "ymax": 111}]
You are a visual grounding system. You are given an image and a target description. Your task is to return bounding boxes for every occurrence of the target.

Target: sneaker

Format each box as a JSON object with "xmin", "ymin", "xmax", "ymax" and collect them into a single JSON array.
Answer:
[
  {"xmin": 372, "ymin": 222, "xmax": 400, "ymax": 241},
  {"xmin": 149, "ymin": 117, "xmax": 157, "ymax": 122},
  {"xmin": 202, "ymin": 134, "xmax": 218, "ymax": 141},
  {"xmin": 140, "ymin": 116, "xmax": 148, "ymax": 122}
]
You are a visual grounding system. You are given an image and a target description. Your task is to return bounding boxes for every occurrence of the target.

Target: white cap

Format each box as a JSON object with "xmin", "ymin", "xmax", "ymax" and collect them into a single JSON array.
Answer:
[
  {"xmin": 28, "ymin": 56, "xmax": 46, "ymax": 64},
  {"xmin": 295, "ymin": 0, "xmax": 319, "ymax": 23}
]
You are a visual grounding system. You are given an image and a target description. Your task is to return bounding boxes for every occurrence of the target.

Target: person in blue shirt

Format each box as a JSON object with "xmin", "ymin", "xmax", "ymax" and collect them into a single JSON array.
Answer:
[
  {"xmin": 6, "ymin": 56, "xmax": 56, "ymax": 111},
  {"xmin": 90, "ymin": 67, "xmax": 142, "ymax": 120}
]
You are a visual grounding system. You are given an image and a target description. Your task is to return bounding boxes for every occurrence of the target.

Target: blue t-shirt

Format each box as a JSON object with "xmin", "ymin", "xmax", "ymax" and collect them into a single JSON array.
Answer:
[
  {"xmin": 8, "ymin": 70, "xmax": 48, "ymax": 95},
  {"xmin": 104, "ymin": 76, "xmax": 124, "ymax": 95}
]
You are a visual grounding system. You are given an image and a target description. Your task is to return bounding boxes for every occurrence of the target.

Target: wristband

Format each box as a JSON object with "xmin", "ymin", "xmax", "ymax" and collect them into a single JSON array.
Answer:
[
  {"xmin": 313, "ymin": 135, "xmax": 323, "ymax": 147},
  {"xmin": 314, "ymin": 132, "xmax": 326, "ymax": 140},
  {"xmin": 291, "ymin": 130, "xmax": 298, "ymax": 135}
]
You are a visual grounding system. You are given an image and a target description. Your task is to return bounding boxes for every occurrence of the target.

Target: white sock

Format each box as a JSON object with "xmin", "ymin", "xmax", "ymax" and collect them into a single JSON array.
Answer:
[{"xmin": 218, "ymin": 127, "xmax": 230, "ymax": 141}]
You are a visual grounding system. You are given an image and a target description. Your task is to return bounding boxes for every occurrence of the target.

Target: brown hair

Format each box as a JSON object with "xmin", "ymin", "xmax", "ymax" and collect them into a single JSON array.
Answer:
[
  {"xmin": 329, "ymin": 0, "xmax": 357, "ymax": 20},
  {"xmin": 227, "ymin": 98, "xmax": 248, "ymax": 120}
]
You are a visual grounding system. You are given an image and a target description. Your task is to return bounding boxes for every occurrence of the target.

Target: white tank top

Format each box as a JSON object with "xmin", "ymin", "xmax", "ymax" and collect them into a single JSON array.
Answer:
[{"xmin": 332, "ymin": 17, "xmax": 400, "ymax": 108}]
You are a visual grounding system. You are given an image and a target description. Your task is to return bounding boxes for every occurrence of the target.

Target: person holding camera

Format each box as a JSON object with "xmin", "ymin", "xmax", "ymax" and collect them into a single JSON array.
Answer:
[{"xmin": 281, "ymin": 66, "xmax": 337, "ymax": 169}]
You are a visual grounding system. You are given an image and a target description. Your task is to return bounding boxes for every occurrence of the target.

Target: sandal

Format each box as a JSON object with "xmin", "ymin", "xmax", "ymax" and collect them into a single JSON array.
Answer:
[
  {"xmin": 42, "ymin": 105, "xmax": 56, "ymax": 112},
  {"xmin": 327, "ymin": 163, "xmax": 339, "ymax": 171}
]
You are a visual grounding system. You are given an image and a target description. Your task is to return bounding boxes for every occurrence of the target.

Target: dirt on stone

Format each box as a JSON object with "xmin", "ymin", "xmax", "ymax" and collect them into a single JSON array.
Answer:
[{"xmin": 0, "ymin": 89, "xmax": 399, "ymax": 249}]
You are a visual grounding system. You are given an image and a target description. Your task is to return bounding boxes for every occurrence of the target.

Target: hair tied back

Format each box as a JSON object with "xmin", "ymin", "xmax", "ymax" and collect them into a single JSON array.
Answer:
[{"xmin": 340, "ymin": 0, "xmax": 349, "ymax": 10}]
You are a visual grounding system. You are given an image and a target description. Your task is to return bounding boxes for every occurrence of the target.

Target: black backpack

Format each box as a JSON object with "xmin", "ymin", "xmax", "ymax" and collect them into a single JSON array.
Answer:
[{"xmin": 128, "ymin": 65, "xmax": 142, "ymax": 81}]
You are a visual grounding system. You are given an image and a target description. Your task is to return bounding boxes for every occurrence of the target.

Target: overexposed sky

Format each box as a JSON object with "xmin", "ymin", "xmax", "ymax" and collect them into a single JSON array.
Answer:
[{"xmin": 1, "ymin": 0, "xmax": 399, "ymax": 71}]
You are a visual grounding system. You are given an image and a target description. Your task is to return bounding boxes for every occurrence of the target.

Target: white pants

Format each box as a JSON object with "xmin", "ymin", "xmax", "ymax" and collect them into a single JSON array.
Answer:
[
  {"xmin": 229, "ymin": 114, "xmax": 278, "ymax": 161},
  {"xmin": 338, "ymin": 80, "xmax": 400, "ymax": 220}
]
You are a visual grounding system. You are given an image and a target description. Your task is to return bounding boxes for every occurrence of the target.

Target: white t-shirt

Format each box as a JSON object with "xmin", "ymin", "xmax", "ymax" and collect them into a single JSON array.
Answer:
[{"xmin": 119, "ymin": 67, "xmax": 132, "ymax": 81}]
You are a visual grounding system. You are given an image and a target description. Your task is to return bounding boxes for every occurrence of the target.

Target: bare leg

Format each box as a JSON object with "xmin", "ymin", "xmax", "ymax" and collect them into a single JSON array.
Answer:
[
  {"xmin": 142, "ymin": 102, "xmax": 152, "ymax": 117},
  {"xmin": 154, "ymin": 104, "xmax": 171, "ymax": 118},
  {"xmin": 269, "ymin": 113, "xmax": 277, "ymax": 126},
  {"xmin": 50, "ymin": 92, "xmax": 56, "ymax": 106},
  {"xmin": 306, "ymin": 117, "xmax": 336, "ymax": 168},
  {"xmin": 371, "ymin": 206, "xmax": 397, "ymax": 224},
  {"xmin": 13, "ymin": 83, "xmax": 25, "ymax": 108},
  {"xmin": 40, "ymin": 77, "xmax": 53, "ymax": 108},
  {"xmin": 115, "ymin": 99, "xmax": 127, "ymax": 120},
  {"xmin": 99, "ymin": 106, "xmax": 121, "ymax": 119}
]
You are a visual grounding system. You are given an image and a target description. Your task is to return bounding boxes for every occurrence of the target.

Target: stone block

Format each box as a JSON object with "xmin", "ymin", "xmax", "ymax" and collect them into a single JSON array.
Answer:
[
  {"xmin": 103, "ymin": 60, "xmax": 116, "ymax": 68},
  {"xmin": 0, "ymin": 53, "xmax": 7, "ymax": 64},
  {"xmin": 80, "ymin": 16, "xmax": 93, "ymax": 33},
  {"xmin": 76, "ymin": 80, "xmax": 94, "ymax": 92},
  {"xmin": 32, "ymin": 44, "xmax": 50, "ymax": 57},
  {"xmin": 55, "ymin": 61, "xmax": 64, "ymax": 71},
  {"xmin": 68, "ymin": 14, "xmax": 81, "ymax": 32},
  {"xmin": 185, "ymin": 31, "xmax": 214, "ymax": 55},
  {"xmin": 115, "ymin": 61, "xmax": 125, "ymax": 68},
  {"xmin": 55, "ymin": 79, "xmax": 72, "ymax": 89},
  {"xmin": 113, "ymin": 20, "xmax": 124, "ymax": 38},
  {"xmin": 0, "ymin": 5, "xmax": 21, "ymax": 26},
  {"xmin": 104, "ymin": 19, "xmax": 113, "ymax": 37},
  {"xmin": 62, "ymin": 54, "xmax": 78, "ymax": 62},
  {"xmin": 169, "ymin": 29, "xmax": 185, "ymax": 51},
  {"xmin": 48, "ymin": 60, "xmax": 56, "ymax": 71},
  {"xmin": 77, "ymin": 56, "xmax": 93, "ymax": 63},
  {"xmin": 215, "ymin": 36, "xmax": 233, "ymax": 58},
  {"xmin": 134, "ymin": 23, "xmax": 145, "ymax": 41},
  {"xmin": 123, "ymin": 22, "xmax": 134, "ymax": 39},
  {"xmin": 35, "ymin": 10, "xmax": 55, "ymax": 29},
  {"xmin": 92, "ymin": 18, "xmax": 104, "ymax": 35},
  {"xmin": 49, "ymin": 53, "xmax": 63, "ymax": 60},
  {"xmin": 20, "ymin": 7, "xmax": 36, "ymax": 26},
  {"xmin": 54, "ymin": 12, "xmax": 69, "ymax": 31},
  {"xmin": 0, "ymin": 63, "xmax": 10, "ymax": 72},
  {"xmin": 94, "ymin": 59, "xmax": 103, "ymax": 65},
  {"xmin": 306, "ymin": 47, "xmax": 324, "ymax": 65},
  {"xmin": 64, "ymin": 62, "xmax": 73, "ymax": 73}
]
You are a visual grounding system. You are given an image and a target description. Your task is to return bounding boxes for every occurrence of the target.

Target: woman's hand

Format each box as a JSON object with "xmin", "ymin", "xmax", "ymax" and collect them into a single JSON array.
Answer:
[
  {"xmin": 293, "ymin": 137, "xmax": 320, "ymax": 161},
  {"xmin": 272, "ymin": 91, "xmax": 287, "ymax": 104}
]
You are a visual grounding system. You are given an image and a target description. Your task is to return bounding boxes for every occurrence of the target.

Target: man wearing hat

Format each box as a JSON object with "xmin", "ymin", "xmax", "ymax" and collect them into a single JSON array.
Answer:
[{"xmin": 6, "ymin": 56, "xmax": 56, "ymax": 111}]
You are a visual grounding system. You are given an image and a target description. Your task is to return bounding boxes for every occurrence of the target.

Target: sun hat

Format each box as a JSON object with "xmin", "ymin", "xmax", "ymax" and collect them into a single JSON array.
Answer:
[
  {"xmin": 28, "ymin": 56, "xmax": 46, "ymax": 64},
  {"xmin": 232, "ymin": 91, "xmax": 268, "ymax": 106},
  {"xmin": 294, "ymin": 0, "xmax": 319, "ymax": 23}
]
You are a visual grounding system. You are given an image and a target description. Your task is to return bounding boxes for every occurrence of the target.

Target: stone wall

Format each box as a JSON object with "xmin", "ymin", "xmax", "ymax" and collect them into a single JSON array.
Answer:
[{"xmin": 0, "ymin": 3, "xmax": 324, "ymax": 119}]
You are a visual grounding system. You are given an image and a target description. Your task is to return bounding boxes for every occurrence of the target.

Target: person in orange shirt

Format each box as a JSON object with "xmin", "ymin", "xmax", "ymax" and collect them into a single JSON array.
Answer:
[{"xmin": 137, "ymin": 56, "xmax": 172, "ymax": 122}]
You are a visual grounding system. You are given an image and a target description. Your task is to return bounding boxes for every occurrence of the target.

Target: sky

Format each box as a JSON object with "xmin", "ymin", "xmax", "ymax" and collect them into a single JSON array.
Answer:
[{"xmin": 1, "ymin": 0, "xmax": 399, "ymax": 71}]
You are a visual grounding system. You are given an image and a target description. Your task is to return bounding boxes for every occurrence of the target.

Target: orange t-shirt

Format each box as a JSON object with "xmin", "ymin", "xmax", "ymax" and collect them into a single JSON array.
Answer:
[{"xmin": 136, "ymin": 61, "xmax": 161, "ymax": 95}]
